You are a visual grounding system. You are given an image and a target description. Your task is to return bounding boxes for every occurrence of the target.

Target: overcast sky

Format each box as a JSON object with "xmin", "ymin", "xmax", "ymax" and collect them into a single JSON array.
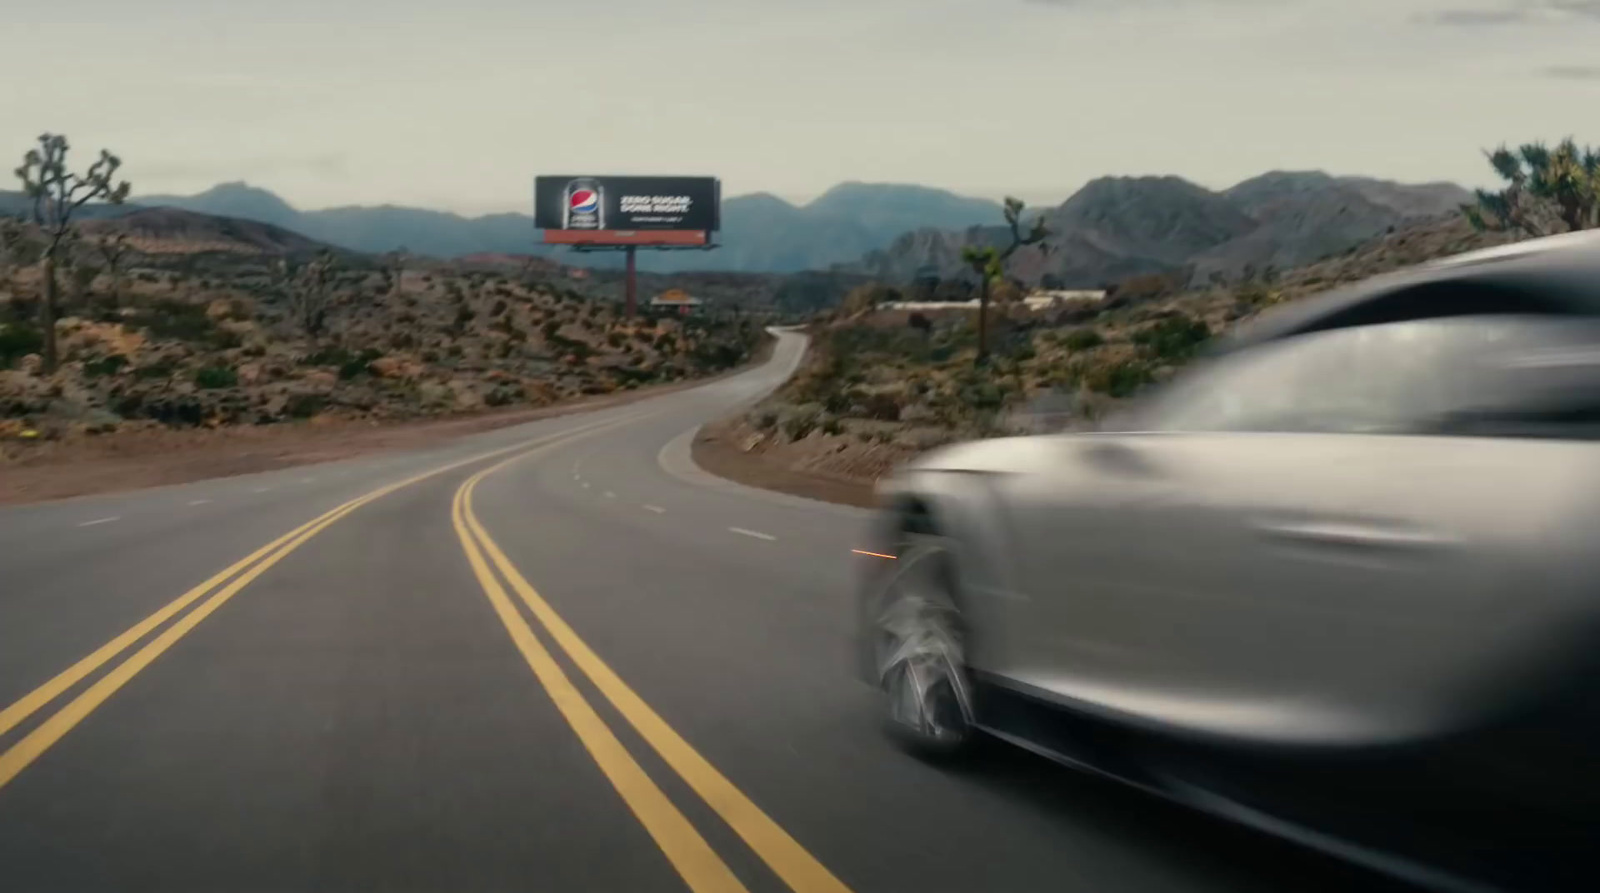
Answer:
[{"xmin": 3, "ymin": 0, "xmax": 1596, "ymax": 214}]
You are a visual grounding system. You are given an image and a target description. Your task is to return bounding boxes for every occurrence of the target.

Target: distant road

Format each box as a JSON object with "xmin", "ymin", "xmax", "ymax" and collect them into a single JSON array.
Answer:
[{"xmin": 0, "ymin": 331, "xmax": 1405, "ymax": 892}]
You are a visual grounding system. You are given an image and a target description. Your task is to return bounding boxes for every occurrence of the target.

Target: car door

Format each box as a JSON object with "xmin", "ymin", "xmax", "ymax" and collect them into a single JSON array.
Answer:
[{"xmin": 995, "ymin": 314, "xmax": 1600, "ymax": 741}]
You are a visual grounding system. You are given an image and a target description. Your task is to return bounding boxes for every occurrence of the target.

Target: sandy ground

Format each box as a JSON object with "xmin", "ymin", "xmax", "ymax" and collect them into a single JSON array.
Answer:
[{"xmin": 0, "ymin": 339, "xmax": 775, "ymax": 507}]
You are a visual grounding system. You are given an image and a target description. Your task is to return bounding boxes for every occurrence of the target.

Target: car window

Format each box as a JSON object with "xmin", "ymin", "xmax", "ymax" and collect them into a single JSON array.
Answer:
[{"xmin": 1133, "ymin": 314, "xmax": 1600, "ymax": 438}]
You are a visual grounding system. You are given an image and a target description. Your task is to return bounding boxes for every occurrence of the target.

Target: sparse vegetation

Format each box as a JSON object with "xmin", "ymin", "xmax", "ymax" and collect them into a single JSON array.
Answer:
[
  {"xmin": 1465, "ymin": 139, "xmax": 1599, "ymax": 236},
  {"xmin": 194, "ymin": 365, "xmax": 239, "ymax": 389},
  {"xmin": 714, "ymin": 207, "xmax": 1515, "ymax": 498},
  {"xmin": 13, "ymin": 133, "xmax": 132, "ymax": 372},
  {"xmin": 1, "ymin": 220, "xmax": 769, "ymax": 448},
  {"xmin": 961, "ymin": 197, "xmax": 1050, "ymax": 366}
]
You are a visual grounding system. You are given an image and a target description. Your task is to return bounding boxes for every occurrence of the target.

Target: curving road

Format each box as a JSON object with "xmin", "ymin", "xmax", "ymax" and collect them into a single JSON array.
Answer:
[{"xmin": 0, "ymin": 331, "xmax": 1412, "ymax": 893}]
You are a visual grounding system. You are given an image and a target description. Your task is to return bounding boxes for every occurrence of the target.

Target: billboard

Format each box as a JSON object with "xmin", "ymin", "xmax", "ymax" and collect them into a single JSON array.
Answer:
[{"xmin": 534, "ymin": 175, "xmax": 720, "ymax": 245}]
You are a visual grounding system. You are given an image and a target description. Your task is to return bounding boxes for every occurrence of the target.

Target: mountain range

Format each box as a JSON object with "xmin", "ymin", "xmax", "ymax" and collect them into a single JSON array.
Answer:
[
  {"xmin": 126, "ymin": 181, "xmax": 1001, "ymax": 274},
  {"xmin": 2, "ymin": 172, "xmax": 1473, "ymax": 288},
  {"xmin": 846, "ymin": 171, "xmax": 1473, "ymax": 287}
]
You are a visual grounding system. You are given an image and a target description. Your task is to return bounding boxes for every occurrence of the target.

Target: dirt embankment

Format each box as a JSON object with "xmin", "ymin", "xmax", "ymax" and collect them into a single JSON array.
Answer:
[{"xmin": 690, "ymin": 416, "xmax": 883, "ymax": 509}]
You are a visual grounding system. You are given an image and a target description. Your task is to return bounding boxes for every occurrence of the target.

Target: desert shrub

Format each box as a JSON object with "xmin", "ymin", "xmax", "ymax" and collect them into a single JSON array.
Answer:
[
  {"xmin": 541, "ymin": 320, "xmax": 562, "ymax": 340},
  {"xmin": 83, "ymin": 354, "xmax": 129, "ymax": 378},
  {"xmin": 606, "ymin": 331, "xmax": 626, "ymax": 348},
  {"xmin": 285, "ymin": 393, "xmax": 326, "ymax": 418},
  {"xmin": 340, "ymin": 348, "xmax": 383, "ymax": 380},
  {"xmin": 750, "ymin": 408, "xmax": 780, "ymax": 431},
  {"xmin": 780, "ymin": 403, "xmax": 823, "ymax": 441},
  {"xmin": 135, "ymin": 358, "xmax": 178, "ymax": 380},
  {"xmin": 390, "ymin": 331, "xmax": 417, "ymax": 350},
  {"xmin": 1061, "ymin": 328, "xmax": 1104, "ymax": 351},
  {"xmin": 140, "ymin": 395, "xmax": 207, "ymax": 428},
  {"xmin": 1132, "ymin": 315, "xmax": 1211, "ymax": 362},
  {"xmin": 130, "ymin": 299, "xmax": 215, "ymax": 342},
  {"xmin": 194, "ymin": 365, "xmax": 239, "ymax": 389},
  {"xmin": 821, "ymin": 415, "xmax": 845, "ymax": 436},
  {"xmin": 1084, "ymin": 358, "xmax": 1154, "ymax": 397},
  {"xmin": 0, "ymin": 322, "xmax": 44, "ymax": 368},
  {"xmin": 489, "ymin": 299, "xmax": 508, "ymax": 317},
  {"xmin": 960, "ymin": 381, "xmax": 1005, "ymax": 411},
  {"xmin": 485, "ymin": 385, "xmax": 520, "ymax": 407},
  {"xmin": 859, "ymin": 391, "xmax": 902, "ymax": 422},
  {"xmin": 823, "ymin": 388, "xmax": 854, "ymax": 415}
]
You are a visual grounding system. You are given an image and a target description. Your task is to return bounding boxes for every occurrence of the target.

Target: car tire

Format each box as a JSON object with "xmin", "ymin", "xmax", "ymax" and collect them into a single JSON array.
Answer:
[{"xmin": 866, "ymin": 532, "xmax": 977, "ymax": 760}]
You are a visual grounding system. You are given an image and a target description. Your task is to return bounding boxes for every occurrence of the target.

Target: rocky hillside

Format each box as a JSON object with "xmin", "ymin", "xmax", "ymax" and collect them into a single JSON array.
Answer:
[
  {"xmin": 702, "ymin": 214, "xmax": 1513, "ymax": 494},
  {"xmin": 1, "ymin": 222, "xmax": 767, "ymax": 452},
  {"xmin": 844, "ymin": 171, "xmax": 1473, "ymax": 288}
]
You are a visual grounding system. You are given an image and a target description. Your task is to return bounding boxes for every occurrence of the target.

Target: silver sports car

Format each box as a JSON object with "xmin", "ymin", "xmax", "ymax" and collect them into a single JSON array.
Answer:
[{"xmin": 855, "ymin": 230, "xmax": 1600, "ymax": 893}]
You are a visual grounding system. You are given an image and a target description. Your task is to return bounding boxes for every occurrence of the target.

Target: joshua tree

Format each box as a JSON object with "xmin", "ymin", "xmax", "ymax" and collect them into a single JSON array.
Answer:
[
  {"xmin": 385, "ymin": 247, "xmax": 409, "ymax": 301},
  {"xmin": 1465, "ymin": 139, "xmax": 1600, "ymax": 236},
  {"xmin": 97, "ymin": 232, "xmax": 131, "ymax": 307},
  {"xmin": 13, "ymin": 133, "xmax": 131, "ymax": 372},
  {"xmin": 962, "ymin": 197, "xmax": 1049, "ymax": 366},
  {"xmin": 281, "ymin": 249, "xmax": 339, "ymax": 340}
]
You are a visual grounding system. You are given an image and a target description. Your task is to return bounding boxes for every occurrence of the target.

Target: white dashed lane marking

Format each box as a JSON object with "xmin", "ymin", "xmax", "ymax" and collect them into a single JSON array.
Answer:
[
  {"xmin": 643, "ymin": 505, "xmax": 667, "ymax": 514},
  {"xmin": 188, "ymin": 499, "xmax": 212, "ymax": 506},
  {"xmin": 77, "ymin": 517, "xmax": 120, "ymax": 528},
  {"xmin": 604, "ymin": 491, "xmax": 616, "ymax": 499},
  {"xmin": 729, "ymin": 527, "xmax": 777, "ymax": 542},
  {"xmin": 253, "ymin": 487, "xmax": 273, "ymax": 493}
]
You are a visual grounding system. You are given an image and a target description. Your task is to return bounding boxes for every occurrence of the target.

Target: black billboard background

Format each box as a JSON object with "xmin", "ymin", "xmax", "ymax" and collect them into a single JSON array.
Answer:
[{"xmin": 534, "ymin": 176, "xmax": 721, "ymax": 232}]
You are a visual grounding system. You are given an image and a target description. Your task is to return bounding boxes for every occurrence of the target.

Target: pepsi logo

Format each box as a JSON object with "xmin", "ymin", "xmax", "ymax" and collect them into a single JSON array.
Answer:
[{"xmin": 569, "ymin": 190, "xmax": 599, "ymax": 212}]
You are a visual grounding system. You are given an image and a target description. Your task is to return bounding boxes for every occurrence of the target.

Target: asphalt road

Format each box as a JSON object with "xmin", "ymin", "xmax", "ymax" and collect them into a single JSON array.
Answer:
[{"xmin": 0, "ymin": 330, "xmax": 1415, "ymax": 893}]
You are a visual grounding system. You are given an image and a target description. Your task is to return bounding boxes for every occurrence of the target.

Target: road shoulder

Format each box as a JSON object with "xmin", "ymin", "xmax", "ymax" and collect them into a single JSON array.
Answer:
[{"xmin": 688, "ymin": 417, "xmax": 877, "ymax": 509}]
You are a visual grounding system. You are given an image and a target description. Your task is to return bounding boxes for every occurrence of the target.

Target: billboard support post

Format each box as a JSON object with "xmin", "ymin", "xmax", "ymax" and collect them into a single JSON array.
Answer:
[
  {"xmin": 624, "ymin": 245, "xmax": 637, "ymax": 319},
  {"xmin": 535, "ymin": 176, "xmax": 722, "ymax": 318}
]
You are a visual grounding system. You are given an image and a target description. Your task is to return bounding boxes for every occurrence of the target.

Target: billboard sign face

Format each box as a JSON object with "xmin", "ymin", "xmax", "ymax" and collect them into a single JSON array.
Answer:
[{"xmin": 535, "ymin": 176, "xmax": 720, "ymax": 245}]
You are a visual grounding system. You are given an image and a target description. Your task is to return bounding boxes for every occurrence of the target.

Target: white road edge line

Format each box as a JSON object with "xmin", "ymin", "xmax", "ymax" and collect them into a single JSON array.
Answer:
[
  {"xmin": 643, "ymin": 505, "xmax": 667, "ymax": 514},
  {"xmin": 77, "ymin": 516, "xmax": 120, "ymax": 528},
  {"xmin": 729, "ymin": 527, "xmax": 777, "ymax": 542}
]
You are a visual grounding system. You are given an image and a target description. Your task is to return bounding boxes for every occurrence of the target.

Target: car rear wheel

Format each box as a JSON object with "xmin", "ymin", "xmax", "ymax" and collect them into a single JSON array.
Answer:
[{"xmin": 868, "ymin": 534, "xmax": 976, "ymax": 758}]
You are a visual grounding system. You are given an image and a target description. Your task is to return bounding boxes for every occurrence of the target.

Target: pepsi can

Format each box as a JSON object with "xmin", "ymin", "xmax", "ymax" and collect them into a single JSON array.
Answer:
[{"xmin": 563, "ymin": 178, "xmax": 605, "ymax": 230}]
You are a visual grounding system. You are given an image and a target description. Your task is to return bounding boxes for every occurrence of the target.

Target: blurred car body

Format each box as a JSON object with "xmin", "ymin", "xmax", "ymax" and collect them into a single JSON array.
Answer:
[{"xmin": 856, "ymin": 230, "xmax": 1600, "ymax": 892}]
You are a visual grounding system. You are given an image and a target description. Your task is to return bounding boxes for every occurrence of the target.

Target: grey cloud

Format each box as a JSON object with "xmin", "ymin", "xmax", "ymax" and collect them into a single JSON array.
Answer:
[
  {"xmin": 1544, "ymin": 64, "xmax": 1600, "ymax": 79},
  {"xmin": 1421, "ymin": 1, "xmax": 1600, "ymax": 25},
  {"xmin": 1426, "ymin": 8, "xmax": 1530, "ymax": 23},
  {"xmin": 133, "ymin": 154, "xmax": 349, "ymax": 180}
]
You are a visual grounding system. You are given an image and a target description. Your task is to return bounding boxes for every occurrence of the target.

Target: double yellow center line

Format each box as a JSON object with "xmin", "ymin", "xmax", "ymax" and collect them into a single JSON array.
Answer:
[
  {"xmin": 0, "ymin": 414, "xmax": 633, "ymax": 791},
  {"xmin": 0, "ymin": 408, "xmax": 852, "ymax": 893},
  {"xmin": 452, "ymin": 448, "xmax": 853, "ymax": 893}
]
